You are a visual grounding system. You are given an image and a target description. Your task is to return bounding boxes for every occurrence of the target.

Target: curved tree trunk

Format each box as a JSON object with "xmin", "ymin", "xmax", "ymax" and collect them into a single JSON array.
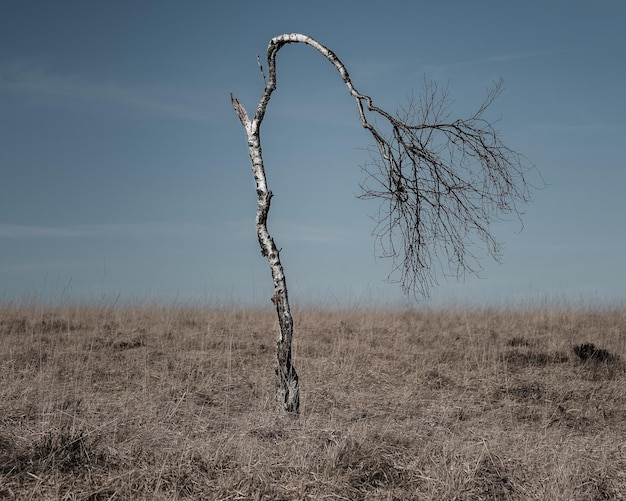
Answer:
[
  {"xmin": 229, "ymin": 33, "xmax": 370, "ymax": 414},
  {"xmin": 230, "ymin": 33, "xmax": 532, "ymax": 414},
  {"xmin": 231, "ymin": 94, "xmax": 299, "ymax": 413}
]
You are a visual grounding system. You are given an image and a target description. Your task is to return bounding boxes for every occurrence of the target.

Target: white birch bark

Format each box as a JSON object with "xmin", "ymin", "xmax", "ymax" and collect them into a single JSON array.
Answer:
[
  {"xmin": 231, "ymin": 33, "xmax": 382, "ymax": 414},
  {"xmin": 231, "ymin": 94, "xmax": 299, "ymax": 413}
]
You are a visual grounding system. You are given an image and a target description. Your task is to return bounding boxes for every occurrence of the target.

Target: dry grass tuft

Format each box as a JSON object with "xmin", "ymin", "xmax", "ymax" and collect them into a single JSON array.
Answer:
[
  {"xmin": 0, "ymin": 304, "xmax": 625, "ymax": 499},
  {"xmin": 573, "ymin": 342, "xmax": 618, "ymax": 363}
]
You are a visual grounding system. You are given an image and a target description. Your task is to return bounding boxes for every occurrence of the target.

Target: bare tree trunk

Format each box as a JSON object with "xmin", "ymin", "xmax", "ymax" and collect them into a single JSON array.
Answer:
[
  {"xmin": 230, "ymin": 34, "xmax": 533, "ymax": 414},
  {"xmin": 229, "ymin": 33, "xmax": 373, "ymax": 414},
  {"xmin": 230, "ymin": 95, "xmax": 299, "ymax": 414}
]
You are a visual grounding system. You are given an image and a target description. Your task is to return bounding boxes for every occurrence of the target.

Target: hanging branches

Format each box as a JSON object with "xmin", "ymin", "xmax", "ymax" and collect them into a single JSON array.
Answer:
[
  {"xmin": 358, "ymin": 79, "xmax": 534, "ymax": 297},
  {"xmin": 241, "ymin": 33, "xmax": 534, "ymax": 299}
]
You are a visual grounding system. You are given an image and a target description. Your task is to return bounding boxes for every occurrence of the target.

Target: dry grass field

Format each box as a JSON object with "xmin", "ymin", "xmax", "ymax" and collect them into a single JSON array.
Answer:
[{"xmin": 1, "ymin": 303, "xmax": 625, "ymax": 500}]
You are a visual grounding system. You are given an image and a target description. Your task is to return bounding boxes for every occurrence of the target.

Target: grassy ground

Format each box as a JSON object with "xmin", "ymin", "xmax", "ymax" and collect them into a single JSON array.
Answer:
[{"xmin": 0, "ymin": 303, "xmax": 625, "ymax": 500}]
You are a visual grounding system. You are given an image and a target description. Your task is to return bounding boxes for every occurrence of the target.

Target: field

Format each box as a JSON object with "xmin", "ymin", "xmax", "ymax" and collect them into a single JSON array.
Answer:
[{"xmin": 1, "ymin": 303, "xmax": 625, "ymax": 500}]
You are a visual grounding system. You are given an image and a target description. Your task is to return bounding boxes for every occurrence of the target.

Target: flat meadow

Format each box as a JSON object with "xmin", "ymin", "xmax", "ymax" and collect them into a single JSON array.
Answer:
[{"xmin": 0, "ymin": 302, "xmax": 625, "ymax": 499}]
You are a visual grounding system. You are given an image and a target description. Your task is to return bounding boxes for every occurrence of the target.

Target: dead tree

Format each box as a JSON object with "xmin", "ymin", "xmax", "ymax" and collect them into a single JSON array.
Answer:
[{"xmin": 231, "ymin": 33, "xmax": 535, "ymax": 414}]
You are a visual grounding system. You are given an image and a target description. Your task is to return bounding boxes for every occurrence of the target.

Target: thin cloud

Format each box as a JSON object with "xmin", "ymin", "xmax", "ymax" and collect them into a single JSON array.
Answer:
[
  {"xmin": 420, "ymin": 49, "xmax": 566, "ymax": 76},
  {"xmin": 0, "ymin": 62, "xmax": 211, "ymax": 121},
  {"xmin": 0, "ymin": 225, "xmax": 83, "ymax": 238},
  {"xmin": 482, "ymin": 49, "xmax": 565, "ymax": 64},
  {"xmin": 0, "ymin": 222, "xmax": 209, "ymax": 239},
  {"xmin": 272, "ymin": 221, "xmax": 360, "ymax": 244},
  {"xmin": 530, "ymin": 122, "xmax": 623, "ymax": 134},
  {"xmin": 224, "ymin": 220, "xmax": 360, "ymax": 244},
  {"xmin": 340, "ymin": 50, "xmax": 564, "ymax": 84},
  {"xmin": 349, "ymin": 59, "xmax": 406, "ymax": 81}
]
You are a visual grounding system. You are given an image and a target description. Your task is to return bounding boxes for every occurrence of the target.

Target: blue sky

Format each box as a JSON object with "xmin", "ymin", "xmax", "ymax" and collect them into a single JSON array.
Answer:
[{"xmin": 1, "ymin": 1, "xmax": 624, "ymax": 307}]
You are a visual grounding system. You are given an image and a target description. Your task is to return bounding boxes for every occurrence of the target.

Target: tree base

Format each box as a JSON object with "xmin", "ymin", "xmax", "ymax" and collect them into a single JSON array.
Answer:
[{"xmin": 276, "ymin": 365, "xmax": 300, "ymax": 414}]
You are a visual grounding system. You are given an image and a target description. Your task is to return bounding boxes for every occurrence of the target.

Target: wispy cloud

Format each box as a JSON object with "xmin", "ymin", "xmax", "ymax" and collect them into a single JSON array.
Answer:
[
  {"xmin": 0, "ymin": 62, "xmax": 211, "ymax": 121},
  {"xmin": 0, "ymin": 222, "xmax": 210, "ymax": 239},
  {"xmin": 420, "ymin": 49, "xmax": 566, "ymax": 76},
  {"xmin": 349, "ymin": 60, "xmax": 406, "ymax": 81},
  {"xmin": 338, "ymin": 49, "xmax": 564, "ymax": 84},
  {"xmin": 223, "ymin": 220, "xmax": 361, "ymax": 244},
  {"xmin": 272, "ymin": 221, "xmax": 361, "ymax": 244},
  {"xmin": 530, "ymin": 122, "xmax": 624, "ymax": 134}
]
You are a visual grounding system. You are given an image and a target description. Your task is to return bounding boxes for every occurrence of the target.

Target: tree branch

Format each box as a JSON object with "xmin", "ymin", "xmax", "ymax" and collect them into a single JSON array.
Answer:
[
  {"xmin": 231, "ymin": 33, "xmax": 538, "ymax": 412},
  {"xmin": 256, "ymin": 34, "xmax": 536, "ymax": 298}
]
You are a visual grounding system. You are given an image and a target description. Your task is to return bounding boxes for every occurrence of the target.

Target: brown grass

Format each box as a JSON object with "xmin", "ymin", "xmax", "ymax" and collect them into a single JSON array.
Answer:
[{"xmin": 0, "ymin": 303, "xmax": 625, "ymax": 499}]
